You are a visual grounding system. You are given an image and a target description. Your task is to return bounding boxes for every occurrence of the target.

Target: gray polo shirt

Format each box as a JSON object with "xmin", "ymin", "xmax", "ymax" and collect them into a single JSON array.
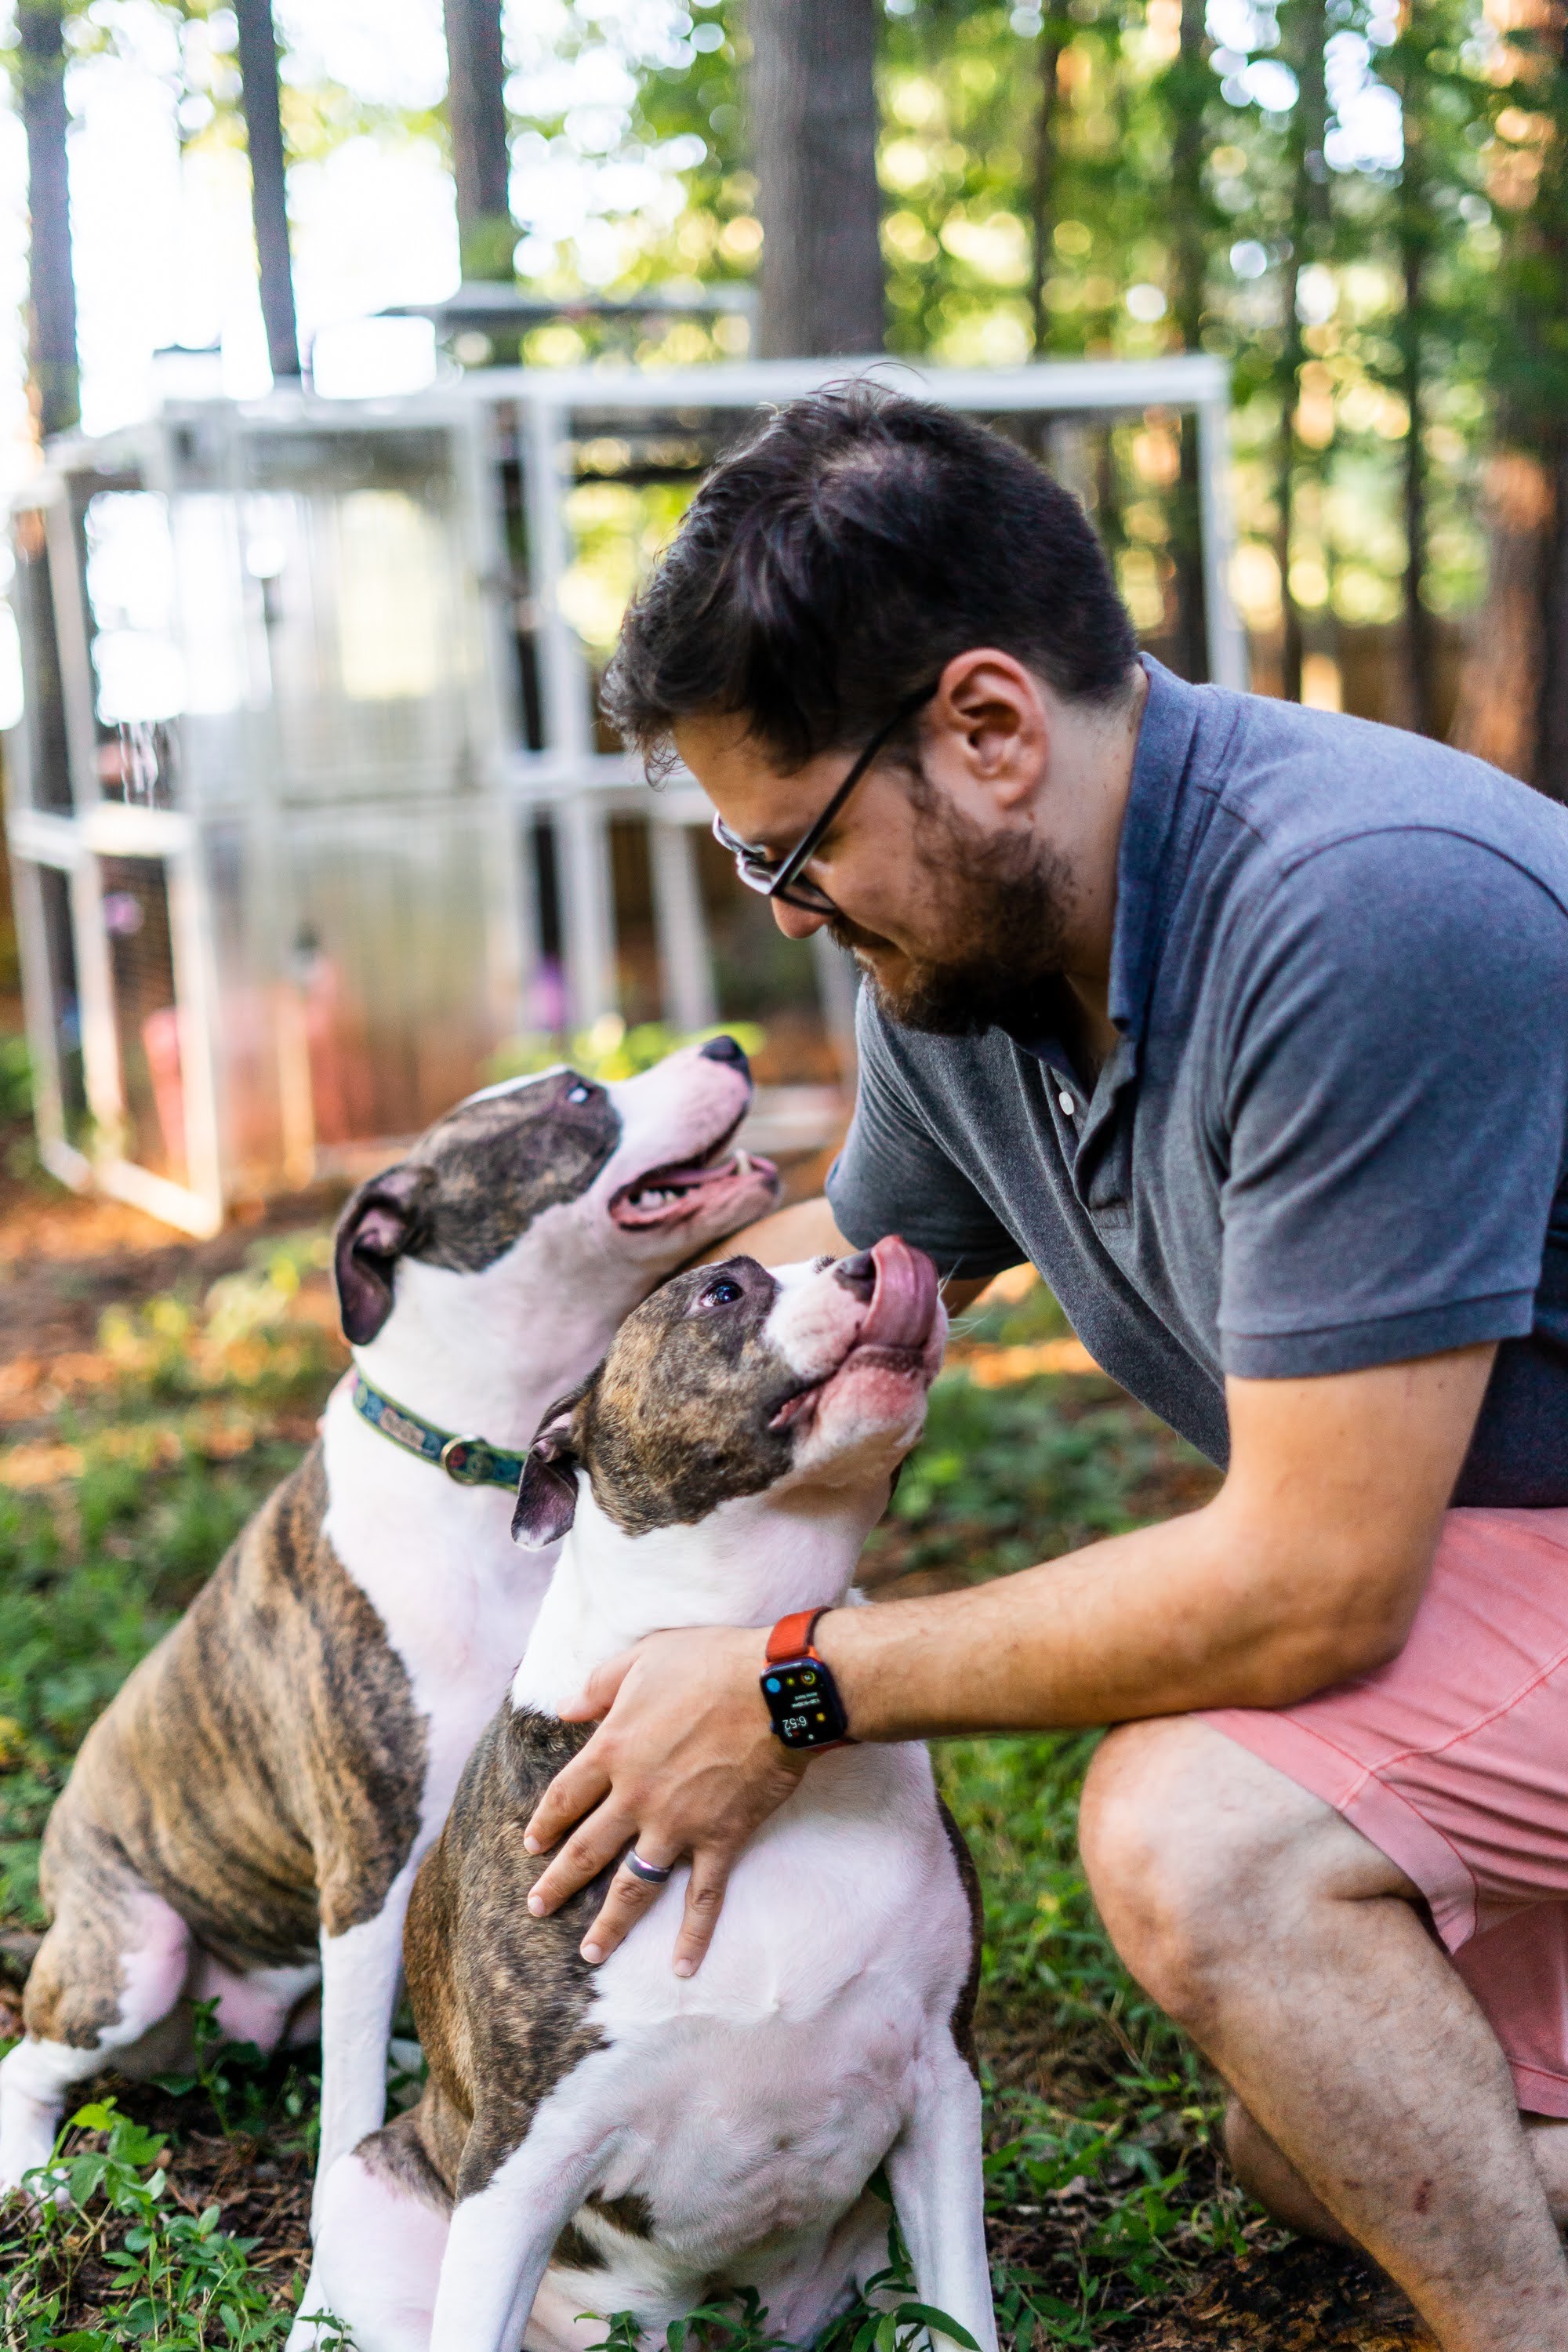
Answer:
[{"xmin": 827, "ymin": 657, "xmax": 1568, "ymax": 1508}]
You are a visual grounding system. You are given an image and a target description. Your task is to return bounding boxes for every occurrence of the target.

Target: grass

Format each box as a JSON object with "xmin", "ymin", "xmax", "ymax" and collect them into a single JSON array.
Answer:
[{"xmin": 0, "ymin": 1240, "xmax": 1408, "ymax": 2347}]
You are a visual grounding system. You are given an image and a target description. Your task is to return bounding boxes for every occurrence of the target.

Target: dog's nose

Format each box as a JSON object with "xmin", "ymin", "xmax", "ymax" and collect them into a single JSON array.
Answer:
[
  {"xmin": 699, "ymin": 1033, "xmax": 750, "ymax": 1075},
  {"xmin": 833, "ymin": 1250, "xmax": 877, "ymax": 1302}
]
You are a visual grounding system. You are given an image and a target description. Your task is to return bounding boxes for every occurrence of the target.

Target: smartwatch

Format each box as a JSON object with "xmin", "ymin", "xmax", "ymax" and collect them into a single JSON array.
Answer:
[{"xmin": 760, "ymin": 1609, "xmax": 853, "ymax": 1752}]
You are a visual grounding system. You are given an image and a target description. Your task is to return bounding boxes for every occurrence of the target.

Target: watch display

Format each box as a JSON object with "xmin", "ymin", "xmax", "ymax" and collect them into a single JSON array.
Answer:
[{"xmin": 760, "ymin": 1615, "xmax": 852, "ymax": 1751}]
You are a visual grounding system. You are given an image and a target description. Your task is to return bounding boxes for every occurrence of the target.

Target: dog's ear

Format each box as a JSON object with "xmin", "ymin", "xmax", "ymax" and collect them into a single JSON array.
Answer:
[
  {"xmin": 511, "ymin": 1381, "xmax": 593, "ymax": 1549},
  {"xmin": 333, "ymin": 1164, "xmax": 434, "ymax": 1345}
]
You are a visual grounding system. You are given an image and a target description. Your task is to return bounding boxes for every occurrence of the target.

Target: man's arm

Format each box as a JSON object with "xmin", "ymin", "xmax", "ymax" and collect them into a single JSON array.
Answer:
[{"xmin": 521, "ymin": 1341, "xmax": 1494, "ymax": 1973}]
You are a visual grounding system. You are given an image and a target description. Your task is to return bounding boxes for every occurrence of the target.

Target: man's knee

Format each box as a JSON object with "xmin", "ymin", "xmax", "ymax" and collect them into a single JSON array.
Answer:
[{"xmin": 1078, "ymin": 1718, "xmax": 1342, "ymax": 2024}]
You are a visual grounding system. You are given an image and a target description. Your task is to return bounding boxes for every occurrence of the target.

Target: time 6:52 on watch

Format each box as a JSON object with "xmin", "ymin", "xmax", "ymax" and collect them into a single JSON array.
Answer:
[{"xmin": 760, "ymin": 1609, "xmax": 853, "ymax": 1753}]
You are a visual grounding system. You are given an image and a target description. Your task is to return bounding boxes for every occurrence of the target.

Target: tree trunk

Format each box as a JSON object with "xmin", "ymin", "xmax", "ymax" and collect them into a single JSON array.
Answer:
[
  {"xmin": 1537, "ymin": 433, "xmax": 1568, "ymax": 793},
  {"xmin": 18, "ymin": 1, "xmax": 78, "ymax": 441},
  {"xmin": 1029, "ymin": 23, "xmax": 1062, "ymax": 356},
  {"xmin": 1398, "ymin": 233, "xmax": 1439, "ymax": 735},
  {"xmin": 749, "ymin": 0, "xmax": 884, "ymax": 357},
  {"xmin": 1392, "ymin": 49, "xmax": 1439, "ymax": 736},
  {"xmin": 235, "ymin": 0, "xmax": 299, "ymax": 381},
  {"xmin": 1276, "ymin": 0, "xmax": 1329, "ymax": 703},
  {"xmin": 1450, "ymin": 4, "xmax": 1568, "ymax": 794},
  {"xmin": 443, "ymin": 0, "xmax": 513, "ymax": 281},
  {"xmin": 1168, "ymin": 0, "xmax": 1208, "ymax": 679},
  {"xmin": 1449, "ymin": 453, "xmax": 1552, "ymax": 779}
]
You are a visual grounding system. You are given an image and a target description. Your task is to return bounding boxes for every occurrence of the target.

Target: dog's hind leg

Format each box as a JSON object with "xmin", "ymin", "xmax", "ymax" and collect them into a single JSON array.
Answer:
[
  {"xmin": 0, "ymin": 1873, "xmax": 191, "ymax": 2194},
  {"xmin": 313, "ymin": 1860, "xmax": 419, "ymax": 2223},
  {"xmin": 290, "ymin": 2109, "xmax": 450, "ymax": 2352},
  {"xmin": 884, "ymin": 2034, "xmax": 999, "ymax": 2352}
]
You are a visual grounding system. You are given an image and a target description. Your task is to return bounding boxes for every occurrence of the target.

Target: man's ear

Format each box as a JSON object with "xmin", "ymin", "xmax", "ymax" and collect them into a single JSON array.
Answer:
[
  {"xmin": 511, "ymin": 1381, "xmax": 593, "ymax": 1550},
  {"xmin": 333, "ymin": 1164, "xmax": 433, "ymax": 1345}
]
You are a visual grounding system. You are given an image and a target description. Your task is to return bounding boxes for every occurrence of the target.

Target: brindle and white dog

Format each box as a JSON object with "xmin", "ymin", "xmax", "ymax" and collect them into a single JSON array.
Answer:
[
  {"xmin": 0, "ymin": 1040, "xmax": 778, "ymax": 2210},
  {"xmin": 294, "ymin": 1236, "xmax": 995, "ymax": 2352}
]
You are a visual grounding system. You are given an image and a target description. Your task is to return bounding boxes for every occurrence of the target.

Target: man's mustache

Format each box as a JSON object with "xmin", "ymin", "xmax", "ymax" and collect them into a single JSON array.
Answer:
[{"xmin": 827, "ymin": 914, "xmax": 896, "ymax": 960}]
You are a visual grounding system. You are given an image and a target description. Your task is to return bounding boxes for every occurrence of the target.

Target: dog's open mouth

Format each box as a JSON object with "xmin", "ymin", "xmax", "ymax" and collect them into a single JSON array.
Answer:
[
  {"xmin": 611, "ymin": 1123, "xmax": 779, "ymax": 1231},
  {"xmin": 770, "ymin": 1238, "xmax": 943, "ymax": 1432}
]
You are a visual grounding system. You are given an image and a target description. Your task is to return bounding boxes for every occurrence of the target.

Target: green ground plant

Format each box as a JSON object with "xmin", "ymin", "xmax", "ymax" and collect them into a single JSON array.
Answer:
[{"xmin": 1, "ymin": 1242, "xmax": 1278, "ymax": 2347}]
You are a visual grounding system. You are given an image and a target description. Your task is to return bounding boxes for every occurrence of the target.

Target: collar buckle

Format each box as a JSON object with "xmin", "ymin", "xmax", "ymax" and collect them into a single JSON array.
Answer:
[{"xmin": 440, "ymin": 1434, "xmax": 497, "ymax": 1486}]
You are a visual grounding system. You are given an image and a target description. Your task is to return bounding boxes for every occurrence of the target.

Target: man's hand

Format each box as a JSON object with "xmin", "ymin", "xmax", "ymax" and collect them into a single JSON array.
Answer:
[{"xmin": 523, "ymin": 1625, "xmax": 806, "ymax": 1975}]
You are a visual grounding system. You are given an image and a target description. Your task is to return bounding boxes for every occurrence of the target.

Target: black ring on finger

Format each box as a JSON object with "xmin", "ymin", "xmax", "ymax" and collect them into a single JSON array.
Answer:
[{"xmin": 625, "ymin": 1850, "xmax": 674, "ymax": 1886}]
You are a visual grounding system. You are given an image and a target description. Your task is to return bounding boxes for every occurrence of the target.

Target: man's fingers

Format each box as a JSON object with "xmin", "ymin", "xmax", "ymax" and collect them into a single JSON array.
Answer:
[
  {"xmin": 672, "ymin": 1851, "xmax": 733, "ymax": 1980},
  {"xmin": 557, "ymin": 1649, "xmax": 638, "ymax": 1726},
  {"xmin": 526, "ymin": 1804, "xmax": 633, "ymax": 1915},
  {"xmin": 577, "ymin": 1849, "xmax": 681, "ymax": 1965},
  {"xmin": 524, "ymin": 1740, "xmax": 614, "ymax": 1856}
]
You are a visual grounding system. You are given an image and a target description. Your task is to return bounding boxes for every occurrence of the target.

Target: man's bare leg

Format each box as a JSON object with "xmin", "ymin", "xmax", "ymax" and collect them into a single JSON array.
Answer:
[
  {"xmin": 1229, "ymin": 2098, "xmax": 1568, "ymax": 2245},
  {"xmin": 1223, "ymin": 2101, "xmax": 1354, "ymax": 2246},
  {"xmin": 1079, "ymin": 1718, "xmax": 1568, "ymax": 2352}
]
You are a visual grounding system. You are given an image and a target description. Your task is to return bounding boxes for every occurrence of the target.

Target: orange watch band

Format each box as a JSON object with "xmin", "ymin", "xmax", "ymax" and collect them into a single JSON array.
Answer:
[{"xmin": 766, "ymin": 1606, "xmax": 829, "ymax": 1664}]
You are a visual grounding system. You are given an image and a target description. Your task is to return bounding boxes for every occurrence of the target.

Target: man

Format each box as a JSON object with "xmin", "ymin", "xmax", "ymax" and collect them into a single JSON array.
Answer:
[{"xmin": 521, "ymin": 387, "xmax": 1568, "ymax": 2350}]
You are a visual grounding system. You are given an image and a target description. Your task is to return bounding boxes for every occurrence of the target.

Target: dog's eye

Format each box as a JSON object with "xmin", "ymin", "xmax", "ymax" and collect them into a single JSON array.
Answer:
[
  {"xmin": 565, "ymin": 1083, "xmax": 593, "ymax": 1105},
  {"xmin": 696, "ymin": 1276, "xmax": 743, "ymax": 1311}
]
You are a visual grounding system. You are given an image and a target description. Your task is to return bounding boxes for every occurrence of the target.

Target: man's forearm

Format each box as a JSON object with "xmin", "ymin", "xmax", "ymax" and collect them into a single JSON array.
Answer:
[
  {"xmin": 817, "ymin": 1345, "xmax": 1492, "ymax": 1738},
  {"xmin": 818, "ymin": 1498, "xmax": 1425, "ymax": 1738}
]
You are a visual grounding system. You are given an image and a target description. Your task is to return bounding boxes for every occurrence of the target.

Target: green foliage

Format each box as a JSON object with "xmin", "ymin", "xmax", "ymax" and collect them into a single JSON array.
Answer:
[
  {"xmin": 0, "ymin": 1233, "xmax": 339, "ymax": 1927},
  {"xmin": 0, "ymin": 1035, "xmax": 33, "ymax": 1123},
  {"xmin": 1, "ymin": 2099, "xmax": 332, "ymax": 2350},
  {"xmin": 152, "ymin": 2002, "xmax": 271, "ymax": 2142},
  {"xmin": 490, "ymin": 1016, "xmax": 767, "ymax": 1083}
]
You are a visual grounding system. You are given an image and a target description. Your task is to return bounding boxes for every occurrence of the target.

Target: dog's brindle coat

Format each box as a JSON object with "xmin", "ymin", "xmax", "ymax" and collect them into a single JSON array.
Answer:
[
  {"xmin": 297, "ymin": 1247, "xmax": 996, "ymax": 2352},
  {"xmin": 0, "ymin": 1049, "xmax": 778, "ymax": 2205}
]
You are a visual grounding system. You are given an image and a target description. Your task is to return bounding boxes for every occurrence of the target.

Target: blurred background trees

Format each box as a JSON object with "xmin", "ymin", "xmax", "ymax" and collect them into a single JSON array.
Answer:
[
  {"xmin": 619, "ymin": 0, "xmax": 1567, "ymax": 786},
  {"xmin": 5, "ymin": 0, "xmax": 1568, "ymax": 791}
]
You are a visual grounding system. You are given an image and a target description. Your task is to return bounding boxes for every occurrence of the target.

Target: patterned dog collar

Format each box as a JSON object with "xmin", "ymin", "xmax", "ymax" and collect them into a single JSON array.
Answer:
[{"xmin": 350, "ymin": 1372, "xmax": 527, "ymax": 1492}]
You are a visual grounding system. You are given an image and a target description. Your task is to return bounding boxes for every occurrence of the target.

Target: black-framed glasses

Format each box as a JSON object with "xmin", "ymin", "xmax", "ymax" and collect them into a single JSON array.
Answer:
[{"xmin": 710, "ymin": 681, "xmax": 938, "ymax": 918}]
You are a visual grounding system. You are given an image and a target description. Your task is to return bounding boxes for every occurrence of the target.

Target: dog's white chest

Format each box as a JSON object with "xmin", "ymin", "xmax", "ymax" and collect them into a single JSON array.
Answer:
[{"xmin": 323, "ymin": 1405, "xmax": 554, "ymax": 1828}]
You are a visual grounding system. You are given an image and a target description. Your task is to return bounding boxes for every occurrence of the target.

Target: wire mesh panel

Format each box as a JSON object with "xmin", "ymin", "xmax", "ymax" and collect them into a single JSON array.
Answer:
[
  {"xmin": 32, "ymin": 862, "xmax": 89, "ymax": 1142},
  {"xmin": 11, "ymin": 510, "xmax": 73, "ymax": 811},
  {"xmin": 281, "ymin": 801, "xmax": 507, "ymax": 1150},
  {"xmin": 98, "ymin": 852, "xmax": 185, "ymax": 1183},
  {"xmin": 240, "ymin": 427, "xmax": 483, "ymax": 800},
  {"xmin": 202, "ymin": 822, "xmax": 289, "ymax": 1196},
  {"xmin": 77, "ymin": 484, "xmax": 183, "ymax": 807}
]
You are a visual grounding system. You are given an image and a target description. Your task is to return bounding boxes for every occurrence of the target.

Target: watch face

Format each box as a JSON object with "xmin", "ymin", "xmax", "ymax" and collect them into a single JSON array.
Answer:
[{"xmin": 763, "ymin": 1659, "xmax": 848, "ymax": 1749}]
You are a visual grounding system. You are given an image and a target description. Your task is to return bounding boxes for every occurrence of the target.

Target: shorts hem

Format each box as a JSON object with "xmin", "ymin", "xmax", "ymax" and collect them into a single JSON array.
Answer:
[{"xmin": 1510, "ymin": 2062, "xmax": 1568, "ymax": 2121}]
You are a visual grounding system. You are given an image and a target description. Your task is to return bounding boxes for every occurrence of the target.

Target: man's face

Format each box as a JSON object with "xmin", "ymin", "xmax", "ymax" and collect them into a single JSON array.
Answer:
[{"xmin": 674, "ymin": 673, "xmax": 1080, "ymax": 1036}]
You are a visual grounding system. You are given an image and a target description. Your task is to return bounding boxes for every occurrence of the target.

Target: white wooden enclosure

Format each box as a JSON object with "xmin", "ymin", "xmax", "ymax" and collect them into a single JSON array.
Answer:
[{"xmin": 2, "ymin": 354, "xmax": 1240, "ymax": 1234}]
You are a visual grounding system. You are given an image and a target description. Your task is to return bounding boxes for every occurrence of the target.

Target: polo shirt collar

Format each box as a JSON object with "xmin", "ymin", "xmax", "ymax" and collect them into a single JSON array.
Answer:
[
  {"xmin": 1106, "ymin": 655, "xmax": 1204, "ymax": 1045},
  {"xmin": 998, "ymin": 655, "xmax": 1203, "ymax": 1071}
]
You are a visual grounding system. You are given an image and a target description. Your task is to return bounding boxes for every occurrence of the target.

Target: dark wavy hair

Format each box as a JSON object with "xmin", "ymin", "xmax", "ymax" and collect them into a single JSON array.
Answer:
[{"xmin": 601, "ymin": 382, "xmax": 1139, "ymax": 778}]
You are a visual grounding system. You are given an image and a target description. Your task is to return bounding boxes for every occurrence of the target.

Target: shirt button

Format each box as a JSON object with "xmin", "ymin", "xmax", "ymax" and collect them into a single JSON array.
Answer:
[{"xmin": 1058, "ymin": 1090, "xmax": 1076, "ymax": 1116}]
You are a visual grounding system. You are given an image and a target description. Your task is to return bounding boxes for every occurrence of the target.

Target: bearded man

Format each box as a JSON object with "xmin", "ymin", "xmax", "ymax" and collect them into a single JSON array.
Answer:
[{"xmin": 521, "ymin": 386, "xmax": 1568, "ymax": 2350}]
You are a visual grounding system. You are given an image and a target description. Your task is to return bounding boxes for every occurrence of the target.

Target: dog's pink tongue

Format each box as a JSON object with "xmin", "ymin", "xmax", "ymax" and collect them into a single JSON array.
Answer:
[{"xmin": 860, "ymin": 1236, "xmax": 939, "ymax": 1351}]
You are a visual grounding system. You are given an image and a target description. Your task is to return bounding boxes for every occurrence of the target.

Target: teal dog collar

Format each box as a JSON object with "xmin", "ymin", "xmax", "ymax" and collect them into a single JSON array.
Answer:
[{"xmin": 350, "ymin": 1372, "xmax": 527, "ymax": 1492}]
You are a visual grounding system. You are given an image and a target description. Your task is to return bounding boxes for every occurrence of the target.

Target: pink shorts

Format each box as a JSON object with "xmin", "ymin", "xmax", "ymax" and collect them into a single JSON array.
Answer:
[{"xmin": 1204, "ymin": 1506, "xmax": 1568, "ymax": 2117}]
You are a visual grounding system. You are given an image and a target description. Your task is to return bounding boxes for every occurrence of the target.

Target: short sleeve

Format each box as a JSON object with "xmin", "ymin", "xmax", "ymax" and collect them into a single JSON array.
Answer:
[
  {"xmin": 826, "ymin": 991, "xmax": 1023, "ymax": 1279},
  {"xmin": 1218, "ymin": 828, "xmax": 1568, "ymax": 1378}
]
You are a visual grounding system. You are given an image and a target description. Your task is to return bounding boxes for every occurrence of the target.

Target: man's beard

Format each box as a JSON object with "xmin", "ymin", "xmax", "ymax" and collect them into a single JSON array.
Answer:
[{"xmin": 828, "ymin": 799, "xmax": 1076, "ymax": 1039}]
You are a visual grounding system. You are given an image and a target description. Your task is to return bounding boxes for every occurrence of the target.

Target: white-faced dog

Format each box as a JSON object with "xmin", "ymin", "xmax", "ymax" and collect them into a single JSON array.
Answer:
[
  {"xmin": 0, "ymin": 1041, "xmax": 778, "ymax": 2212},
  {"xmin": 296, "ymin": 1236, "xmax": 996, "ymax": 2352}
]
